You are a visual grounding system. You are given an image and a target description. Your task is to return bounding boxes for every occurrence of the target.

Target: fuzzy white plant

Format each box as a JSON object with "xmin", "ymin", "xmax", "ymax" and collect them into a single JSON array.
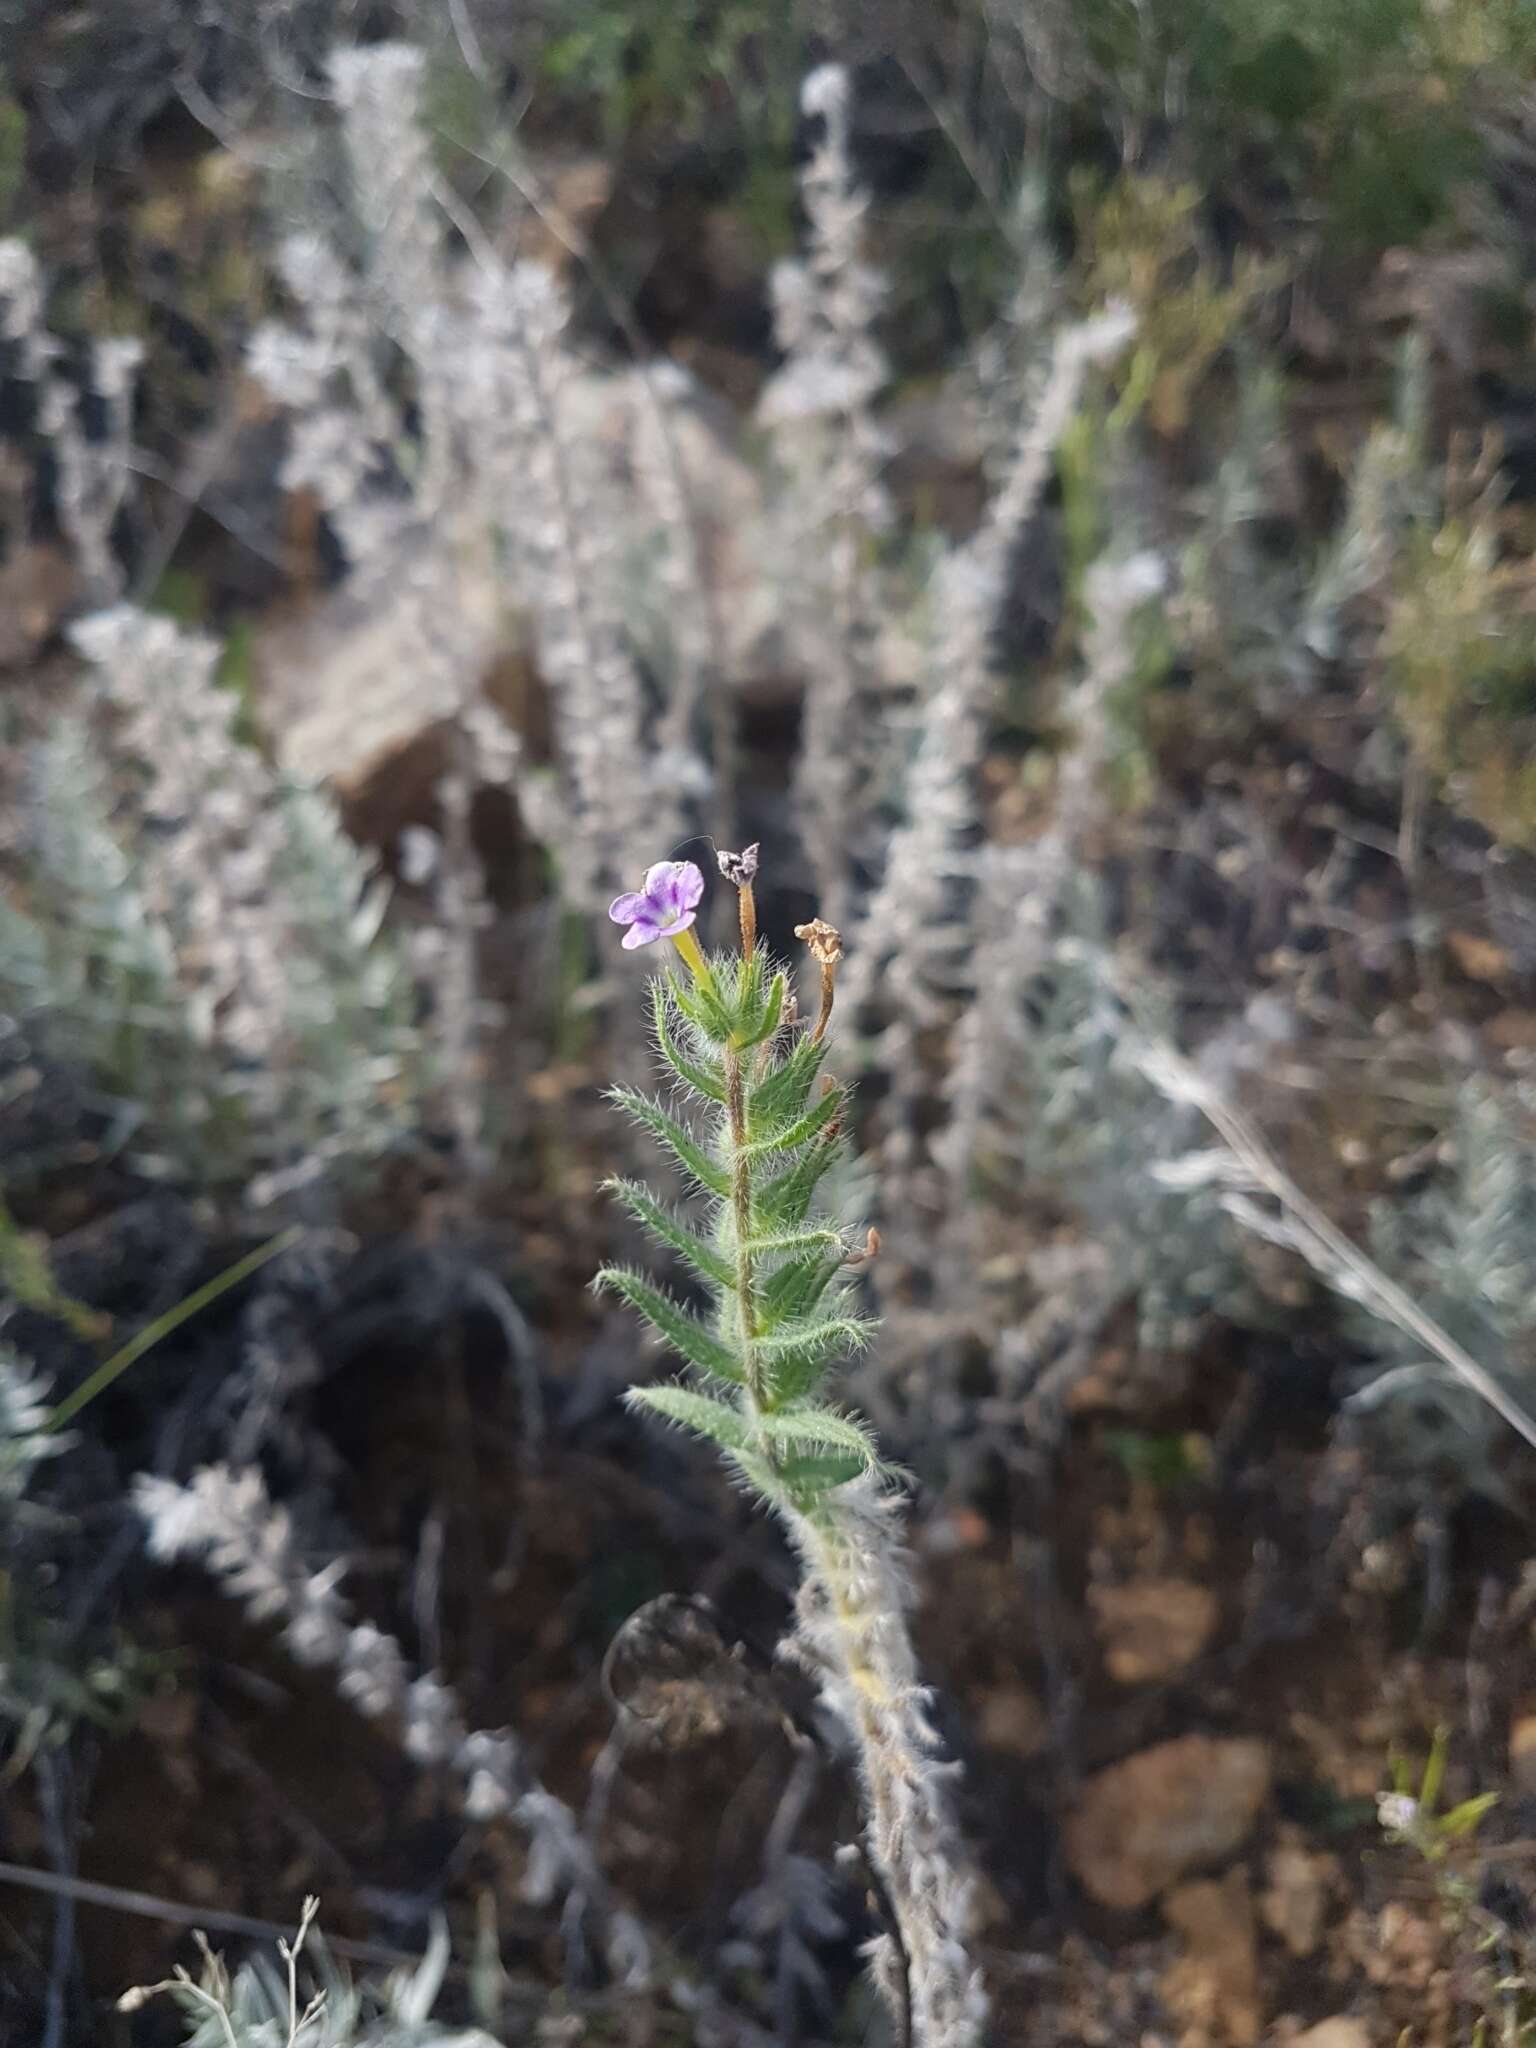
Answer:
[
  {"xmin": 938, "ymin": 548, "xmax": 1167, "ymax": 1232},
  {"xmin": 759, "ymin": 64, "xmax": 893, "ymax": 927},
  {"xmin": 119, "ymin": 1898, "xmax": 502, "ymax": 2047},
  {"xmin": 784, "ymin": 1480, "xmax": 988, "ymax": 2046},
  {"xmin": 0, "ymin": 1345, "xmax": 64, "ymax": 1509},
  {"xmin": 840, "ymin": 303, "xmax": 1136, "ymax": 1033},
  {"xmin": 835, "ymin": 305, "xmax": 1135, "ymax": 1317},
  {"xmin": 1, "ymin": 603, "xmax": 421, "ymax": 1193},
  {"xmin": 133, "ymin": 1462, "xmax": 650, "ymax": 1987},
  {"xmin": 1141, "ymin": 1041, "xmax": 1536, "ymax": 1463},
  {"xmin": 0, "ymin": 238, "xmax": 139, "ymax": 602},
  {"xmin": 250, "ymin": 44, "xmax": 686, "ymax": 918}
]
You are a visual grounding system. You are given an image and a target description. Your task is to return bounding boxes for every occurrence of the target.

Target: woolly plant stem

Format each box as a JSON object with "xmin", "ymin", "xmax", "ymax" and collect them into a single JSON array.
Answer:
[{"xmin": 785, "ymin": 1485, "xmax": 985, "ymax": 2048}]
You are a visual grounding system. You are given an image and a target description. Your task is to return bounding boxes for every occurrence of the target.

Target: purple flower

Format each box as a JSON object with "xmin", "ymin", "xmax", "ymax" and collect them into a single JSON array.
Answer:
[{"xmin": 608, "ymin": 861, "xmax": 706, "ymax": 950}]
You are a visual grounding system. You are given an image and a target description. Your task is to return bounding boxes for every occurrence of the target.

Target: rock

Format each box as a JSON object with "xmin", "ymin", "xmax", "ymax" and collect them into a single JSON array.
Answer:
[
  {"xmin": 1259, "ymin": 1829, "xmax": 1338, "ymax": 1959},
  {"xmin": 509, "ymin": 156, "xmax": 614, "ymax": 282},
  {"xmin": 1510, "ymin": 1713, "xmax": 1536, "ymax": 1797},
  {"xmin": 1090, "ymin": 1577, "xmax": 1220, "ymax": 1685},
  {"xmin": 1065, "ymin": 1735, "xmax": 1273, "ymax": 1911},
  {"xmin": 0, "ymin": 541, "xmax": 80, "ymax": 671},
  {"xmin": 976, "ymin": 1683, "xmax": 1048, "ymax": 1759},
  {"xmin": 256, "ymin": 363, "xmax": 773, "ymax": 816},
  {"xmin": 1446, "ymin": 930, "xmax": 1510, "ymax": 984},
  {"xmin": 1288, "ymin": 2021, "xmax": 1371, "ymax": 2048},
  {"xmin": 1162, "ymin": 1867, "xmax": 1262, "ymax": 2047},
  {"xmin": 255, "ymin": 506, "xmax": 506, "ymax": 813}
]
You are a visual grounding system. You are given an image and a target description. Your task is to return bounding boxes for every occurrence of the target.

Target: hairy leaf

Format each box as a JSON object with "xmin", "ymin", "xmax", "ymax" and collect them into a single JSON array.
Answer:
[
  {"xmin": 744, "ymin": 1226, "xmax": 845, "ymax": 1259},
  {"xmin": 603, "ymin": 1178, "xmax": 734, "ymax": 1290},
  {"xmin": 761, "ymin": 1310, "xmax": 876, "ymax": 1376},
  {"xmin": 758, "ymin": 1134, "xmax": 843, "ymax": 1227},
  {"xmin": 749, "ymin": 1033, "xmax": 829, "ymax": 1132},
  {"xmin": 626, "ymin": 1381, "xmax": 750, "ymax": 1451},
  {"xmin": 736, "ymin": 970, "xmax": 785, "ymax": 1050},
  {"xmin": 667, "ymin": 968, "xmax": 736, "ymax": 1046},
  {"xmin": 775, "ymin": 1449, "xmax": 868, "ymax": 1496},
  {"xmin": 608, "ymin": 1087, "xmax": 729, "ymax": 1198},
  {"xmin": 651, "ymin": 982, "xmax": 726, "ymax": 1102},
  {"xmin": 742, "ymin": 1084, "xmax": 844, "ymax": 1161},
  {"xmin": 594, "ymin": 1267, "xmax": 744, "ymax": 1382},
  {"xmin": 761, "ymin": 1253, "xmax": 846, "ymax": 1328},
  {"xmin": 758, "ymin": 1405, "xmax": 881, "ymax": 1471}
]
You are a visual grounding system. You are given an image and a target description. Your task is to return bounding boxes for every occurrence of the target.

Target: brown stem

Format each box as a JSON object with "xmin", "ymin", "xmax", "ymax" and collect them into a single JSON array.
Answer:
[{"xmin": 812, "ymin": 961, "xmax": 836, "ymax": 1045}]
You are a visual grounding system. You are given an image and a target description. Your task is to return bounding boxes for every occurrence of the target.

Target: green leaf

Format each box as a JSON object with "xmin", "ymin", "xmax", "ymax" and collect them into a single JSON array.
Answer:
[
  {"xmin": 594, "ymin": 1268, "xmax": 744, "ymax": 1382},
  {"xmin": 761, "ymin": 1254, "xmax": 845, "ymax": 1328},
  {"xmin": 668, "ymin": 969, "xmax": 735, "ymax": 1045},
  {"xmin": 651, "ymin": 982, "xmax": 726, "ymax": 1102},
  {"xmin": 757, "ymin": 1314, "xmax": 873, "ymax": 1404},
  {"xmin": 1436, "ymin": 1792, "xmax": 1499, "ymax": 1841},
  {"xmin": 742, "ymin": 1084, "xmax": 843, "ymax": 1161},
  {"xmin": 47, "ymin": 1226, "xmax": 303, "ymax": 1432},
  {"xmin": 776, "ymin": 1449, "xmax": 868, "ymax": 1497},
  {"xmin": 608, "ymin": 1087, "xmax": 729, "ymax": 1198},
  {"xmin": 603, "ymin": 1179, "xmax": 733, "ymax": 1291},
  {"xmin": 736, "ymin": 971, "xmax": 785, "ymax": 1049},
  {"xmin": 758, "ymin": 1405, "xmax": 881, "ymax": 1471},
  {"xmin": 750, "ymin": 1034, "xmax": 828, "ymax": 1131},
  {"xmin": 1419, "ymin": 1726, "xmax": 1449, "ymax": 1816},
  {"xmin": 759, "ymin": 1134, "xmax": 843, "ymax": 1227},
  {"xmin": 726, "ymin": 1447, "xmax": 787, "ymax": 1503},
  {"xmin": 734, "ymin": 951, "xmax": 765, "ymax": 1021},
  {"xmin": 626, "ymin": 1381, "xmax": 750, "ymax": 1452},
  {"xmin": 744, "ymin": 1227, "xmax": 845, "ymax": 1259}
]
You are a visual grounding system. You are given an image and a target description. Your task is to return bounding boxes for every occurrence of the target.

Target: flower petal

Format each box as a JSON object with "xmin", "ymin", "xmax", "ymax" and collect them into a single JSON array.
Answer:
[
  {"xmin": 673, "ymin": 862, "xmax": 705, "ymax": 912},
  {"xmin": 642, "ymin": 861, "xmax": 681, "ymax": 902},
  {"xmin": 656, "ymin": 910, "xmax": 699, "ymax": 940},
  {"xmin": 622, "ymin": 919, "xmax": 662, "ymax": 949},
  {"xmin": 609, "ymin": 892, "xmax": 649, "ymax": 925}
]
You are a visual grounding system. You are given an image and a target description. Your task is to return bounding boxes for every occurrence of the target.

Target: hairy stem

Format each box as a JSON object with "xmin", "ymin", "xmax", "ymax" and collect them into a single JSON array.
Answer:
[
  {"xmin": 724, "ymin": 1042, "xmax": 761, "ymax": 1406},
  {"xmin": 788, "ymin": 1490, "xmax": 985, "ymax": 2048}
]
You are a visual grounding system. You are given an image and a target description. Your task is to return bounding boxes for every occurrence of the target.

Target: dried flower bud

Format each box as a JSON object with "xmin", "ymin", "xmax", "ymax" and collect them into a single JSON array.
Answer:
[
  {"xmin": 717, "ymin": 843, "xmax": 760, "ymax": 889},
  {"xmin": 798, "ymin": 919, "xmax": 844, "ymax": 1041},
  {"xmin": 795, "ymin": 918, "xmax": 844, "ymax": 966}
]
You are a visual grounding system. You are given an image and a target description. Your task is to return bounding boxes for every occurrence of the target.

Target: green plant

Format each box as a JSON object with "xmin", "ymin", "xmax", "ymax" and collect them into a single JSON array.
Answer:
[
  {"xmin": 596, "ymin": 868, "xmax": 882, "ymax": 1512},
  {"xmin": 1072, "ymin": 172, "xmax": 1270, "ymax": 437},
  {"xmin": 1378, "ymin": 1727, "xmax": 1499, "ymax": 1862},
  {"xmin": 1376, "ymin": 1730, "xmax": 1536, "ymax": 2048},
  {"xmin": 1380, "ymin": 476, "xmax": 1536, "ymax": 848},
  {"xmin": 597, "ymin": 850, "xmax": 985, "ymax": 2047}
]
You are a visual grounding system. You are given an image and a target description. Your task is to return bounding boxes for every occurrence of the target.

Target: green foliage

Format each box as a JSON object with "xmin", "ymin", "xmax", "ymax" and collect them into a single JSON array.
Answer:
[
  {"xmin": 597, "ymin": 928, "xmax": 883, "ymax": 1515},
  {"xmin": 0, "ymin": 81, "xmax": 25, "ymax": 229},
  {"xmin": 537, "ymin": 0, "xmax": 800, "ymax": 137},
  {"xmin": 1381, "ymin": 1727, "xmax": 1500, "ymax": 1861},
  {"xmin": 1380, "ymin": 495, "xmax": 1536, "ymax": 848},
  {"xmin": 1067, "ymin": 0, "xmax": 1519, "ymax": 251},
  {"xmin": 0, "ymin": 1192, "xmax": 107, "ymax": 1343},
  {"xmin": 1072, "ymin": 172, "xmax": 1270, "ymax": 439},
  {"xmin": 1102, "ymin": 1428, "xmax": 1210, "ymax": 1492},
  {"xmin": 1375, "ymin": 1729, "xmax": 1532, "ymax": 2048}
]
